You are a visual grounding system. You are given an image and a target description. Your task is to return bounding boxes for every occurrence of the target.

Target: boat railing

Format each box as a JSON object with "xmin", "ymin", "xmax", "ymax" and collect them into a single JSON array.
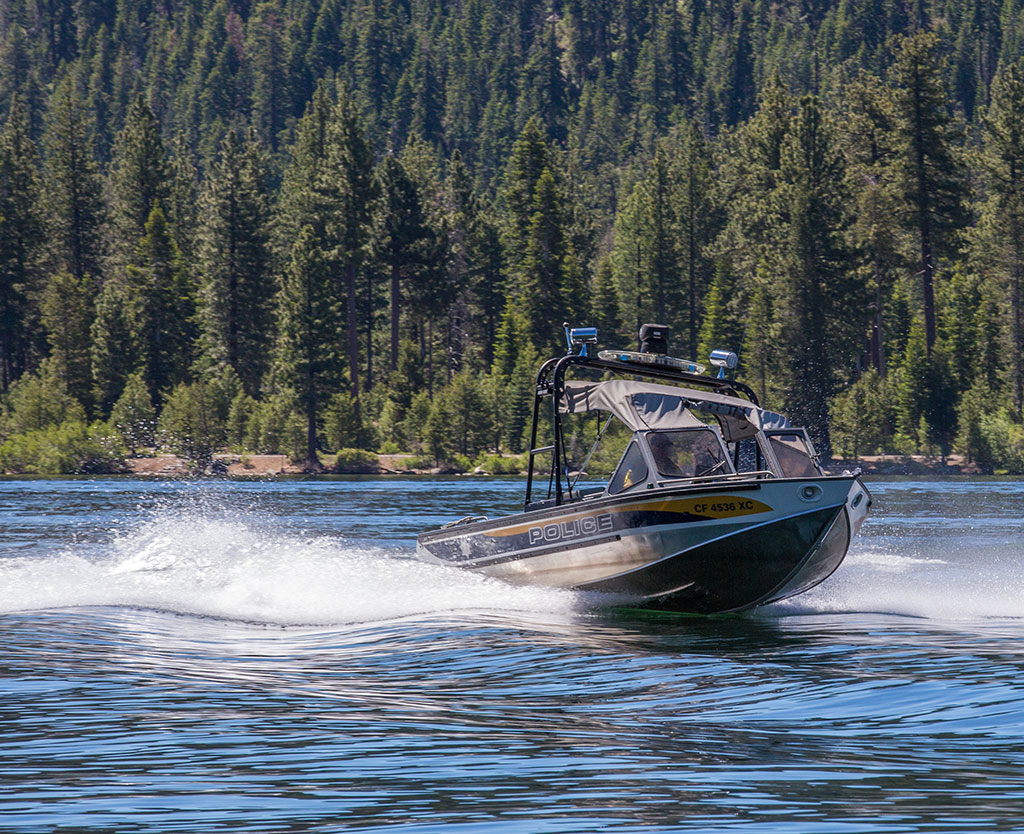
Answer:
[{"xmin": 653, "ymin": 470, "xmax": 777, "ymax": 488}]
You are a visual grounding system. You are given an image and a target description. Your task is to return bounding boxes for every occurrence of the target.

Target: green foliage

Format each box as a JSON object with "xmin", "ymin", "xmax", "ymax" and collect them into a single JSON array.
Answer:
[
  {"xmin": 1, "ymin": 360, "xmax": 86, "ymax": 440},
  {"xmin": 333, "ymin": 447, "xmax": 379, "ymax": 473},
  {"xmin": 323, "ymin": 392, "xmax": 364, "ymax": 452},
  {"xmin": 976, "ymin": 411, "xmax": 1024, "ymax": 474},
  {"xmin": 422, "ymin": 370, "xmax": 494, "ymax": 462},
  {"xmin": 249, "ymin": 394, "xmax": 306, "ymax": 459},
  {"xmin": 195, "ymin": 129, "xmax": 273, "ymax": 396},
  {"xmin": 0, "ymin": 420, "xmax": 126, "ymax": 475},
  {"xmin": 5, "ymin": 0, "xmax": 1024, "ymax": 468},
  {"xmin": 830, "ymin": 370, "xmax": 895, "ymax": 459},
  {"xmin": 157, "ymin": 370, "xmax": 239, "ymax": 462},
  {"xmin": 40, "ymin": 271, "xmax": 94, "ymax": 414},
  {"xmin": 110, "ymin": 371, "xmax": 156, "ymax": 453}
]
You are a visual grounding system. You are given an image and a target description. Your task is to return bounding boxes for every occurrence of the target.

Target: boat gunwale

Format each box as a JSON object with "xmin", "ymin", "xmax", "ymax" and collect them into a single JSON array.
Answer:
[{"xmin": 416, "ymin": 474, "xmax": 857, "ymax": 544}]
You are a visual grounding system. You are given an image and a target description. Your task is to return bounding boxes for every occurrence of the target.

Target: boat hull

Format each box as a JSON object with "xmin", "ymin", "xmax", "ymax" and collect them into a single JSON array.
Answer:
[{"xmin": 416, "ymin": 477, "xmax": 862, "ymax": 614}]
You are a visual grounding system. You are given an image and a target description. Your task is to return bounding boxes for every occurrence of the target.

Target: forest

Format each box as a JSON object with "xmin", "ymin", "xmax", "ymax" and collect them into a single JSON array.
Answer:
[{"xmin": 1, "ymin": 0, "xmax": 1024, "ymax": 473}]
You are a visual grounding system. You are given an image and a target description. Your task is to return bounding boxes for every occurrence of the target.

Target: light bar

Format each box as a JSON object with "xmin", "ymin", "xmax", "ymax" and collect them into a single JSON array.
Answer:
[{"xmin": 598, "ymin": 349, "xmax": 706, "ymax": 375}]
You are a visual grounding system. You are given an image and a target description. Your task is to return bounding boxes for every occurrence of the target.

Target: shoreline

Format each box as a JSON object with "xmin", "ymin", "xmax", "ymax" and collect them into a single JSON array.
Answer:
[{"xmin": 111, "ymin": 451, "xmax": 996, "ymax": 478}]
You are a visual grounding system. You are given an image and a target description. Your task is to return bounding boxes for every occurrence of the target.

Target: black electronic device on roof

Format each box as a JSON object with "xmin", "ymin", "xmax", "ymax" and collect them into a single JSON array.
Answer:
[{"xmin": 639, "ymin": 323, "xmax": 670, "ymax": 354}]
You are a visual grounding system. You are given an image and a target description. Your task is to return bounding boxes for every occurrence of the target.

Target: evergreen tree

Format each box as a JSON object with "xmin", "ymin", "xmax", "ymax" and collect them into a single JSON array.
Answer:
[
  {"xmin": 127, "ymin": 204, "xmax": 192, "ymax": 404},
  {"xmin": 196, "ymin": 129, "xmax": 273, "ymax": 396},
  {"xmin": 248, "ymin": 2, "xmax": 291, "ymax": 151},
  {"xmin": 108, "ymin": 94, "xmax": 169, "ymax": 268},
  {"xmin": 371, "ymin": 154, "xmax": 439, "ymax": 372},
  {"xmin": 841, "ymin": 72, "xmax": 901, "ymax": 377},
  {"xmin": 515, "ymin": 167, "xmax": 576, "ymax": 357},
  {"xmin": 40, "ymin": 270, "xmax": 94, "ymax": 414},
  {"xmin": 774, "ymin": 95, "xmax": 863, "ymax": 459},
  {"xmin": 43, "ymin": 77, "xmax": 107, "ymax": 286},
  {"xmin": 0, "ymin": 93, "xmax": 46, "ymax": 393},
  {"xmin": 891, "ymin": 32, "xmax": 970, "ymax": 353},
  {"xmin": 976, "ymin": 61, "xmax": 1024, "ymax": 416},
  {"xmin": 322, "ymin": 87, "xmax": 376, "ymax": 426},
  {"xmin": 90, "ymin": 279, "xmax": 137, "ymax": 415},
  {"xmin": 671, "ymin": 122, "xmax": 719, "ymax": 360},
  {"xmin": 110, "ymin": 370, "xmax": 156, "ymax": 453},
  {"xmin": 276, "ymin": 226, "xmax": 343, "ymax": 471}
]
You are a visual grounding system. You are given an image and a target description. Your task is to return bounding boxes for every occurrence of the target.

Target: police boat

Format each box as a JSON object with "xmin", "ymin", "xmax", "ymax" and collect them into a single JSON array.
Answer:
[{"xmin": 416, "ymin": 324, "xmax": 871, "ymax": 614}]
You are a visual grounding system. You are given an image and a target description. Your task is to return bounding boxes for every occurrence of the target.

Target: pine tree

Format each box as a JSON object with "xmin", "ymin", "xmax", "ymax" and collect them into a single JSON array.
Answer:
[
  {"xmin": 0, "ymin": 93, "xmax": 46, "ymax": 393},
  {"xmin": 976, "ymin": 61, "xmax": 1024, "ymax": 417},
  {"xmin": 90, "ymin": 279, "xmax": 138, "ymax": 415},
  {"xmin": 276, "ymin": 226, "xmax": 343, "ymax": 471},
  {"xmin": 127, "ymin": 204, "xmax": 192, "ymax": 404},
  {"xmin": 841, "ymin": 72, "xmax": 901, "ymax": 377},
  {"xmin": 611, "ymin": 150, "xmax": 680, "ymax": 339},
  {"xmin": 773, "ymin": 95, "xmax": 863, "ymax": 460},
  {"xmin": 41, "ymin": 270, "xmax": 94, "ymax": 414},
  {"xmin": 371, "ymin": 154, "xmax": 439, "ymax": 372},
  {"xmin": 671, "ymin": 122, "xmax": 720, "ymax": 360},
  {"xmin": 516, "ymin": 168, "xmax": 574, "ymax": 356},
  {"xmin": 445, "ymin": 150, "xmax": 505, "ymax": 370},
  {"xmin": 322, "ymin": 87, "xmax": 377, "ymax": 422},
  {"xmin": 108, "ymin": 94, "xmax": 169, "ymax": 268},
  {"xmin": 196, "ymin": 129, "xmax": 273, "ymax": 396},
  {"xmin": 43, "ymin": 77, "xmax": 107, "ymax": 286},
  {"xmin": 891, "ymin": 32, "xmax": 970, "ymax": 354},
  {"xmin": 248, "ymin": 2, "xmax": 291, "ymax": 151}
]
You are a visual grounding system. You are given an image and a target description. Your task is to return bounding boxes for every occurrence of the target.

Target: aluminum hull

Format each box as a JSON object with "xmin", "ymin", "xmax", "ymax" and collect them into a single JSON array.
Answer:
[{"xmin": 416, "ymin": 476, "xmax": 865, "ymax": 614}]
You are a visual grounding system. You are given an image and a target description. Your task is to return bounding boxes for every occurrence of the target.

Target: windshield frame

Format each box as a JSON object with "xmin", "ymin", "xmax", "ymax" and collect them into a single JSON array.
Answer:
[
  {"xmin": 642, "ymin": 427, "xmax": 734, "ymax": 483},
  {"xmin": 763, "ymin": 428, "xmax": 823, "ymax": 478}
]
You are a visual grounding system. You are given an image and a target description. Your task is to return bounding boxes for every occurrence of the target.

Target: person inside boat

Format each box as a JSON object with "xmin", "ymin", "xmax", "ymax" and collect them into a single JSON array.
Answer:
[{"xmin": 648, "ymin": 429, "xmax": 728, "ymax": 479}]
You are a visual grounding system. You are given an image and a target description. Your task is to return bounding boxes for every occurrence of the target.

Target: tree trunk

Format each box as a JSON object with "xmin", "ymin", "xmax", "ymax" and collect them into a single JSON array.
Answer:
[
  {"xmin": 913, "ymin": 79, "xmax": 937, "ymax": 353},
  {"xmin": 870, "ymin": 269, "xmax": 886, "ymax": 376},
  {"xmin": 390, "ymin": 262, "xmax": 400, "ymax": 372},
  {"xmin": 345, "ymin": 260, "xmax": 362, "ymax": 439}
]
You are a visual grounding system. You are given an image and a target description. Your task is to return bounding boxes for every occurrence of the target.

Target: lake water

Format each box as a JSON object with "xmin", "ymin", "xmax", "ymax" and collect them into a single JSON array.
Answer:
[{"xmin": 1, "ymin": 476, "xmax": 1023, "ymax": 833}]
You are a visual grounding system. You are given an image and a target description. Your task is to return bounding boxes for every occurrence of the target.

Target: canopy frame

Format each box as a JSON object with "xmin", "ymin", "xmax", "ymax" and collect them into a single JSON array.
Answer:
[{"xmin": 523, "ymin": 352, "xmax": 766, "ymax": 510}]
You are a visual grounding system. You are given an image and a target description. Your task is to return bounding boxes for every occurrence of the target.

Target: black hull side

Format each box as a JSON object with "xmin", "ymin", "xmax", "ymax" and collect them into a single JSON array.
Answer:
[{"xmin": 577, "ymin": 504, "xmax": 845, "ymax": 614}]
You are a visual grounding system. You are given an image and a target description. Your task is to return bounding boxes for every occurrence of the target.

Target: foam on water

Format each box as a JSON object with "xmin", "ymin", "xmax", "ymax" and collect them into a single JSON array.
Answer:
[
  {"xmin": 772, "ymin": 541, "xmax": 1024, "ymax": 621},
  {"xmin": 0, "ymin": 505, "xmax": 576, "ymax": 625}
]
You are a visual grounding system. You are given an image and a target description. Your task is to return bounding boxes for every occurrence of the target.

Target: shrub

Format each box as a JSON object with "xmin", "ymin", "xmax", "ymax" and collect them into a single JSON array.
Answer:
[
  {"xmin": 158, "ymin": 375, "xmax": 235, "ymax": 462},
  {"xmin": 110, "ymin": 372, "xmax": 156, "ymax": 454},
  {"xmin": 0, "ymin": 420, "xmax": 127, "ymax": 474},
  {"xmin": 334, "ymin": 448, "xmax": 380, "ymax": 473},
  {"xmin": 251, "ymin": 393, "xmax": 305, "ymax": 459},
  {"xmin": 393, "ymin": 454, "xmax": 434, "ymax": 471},
  {"xmin": 1, "ymin": 360, "xmax": 86, "ymax": 440},
  {"xmin": 324, "ymin": 392, "xmax": 365, "ymax": 451},
  {"xmin": 979, "ymin": 411, "xmax": 1024, "ymax": 474}
]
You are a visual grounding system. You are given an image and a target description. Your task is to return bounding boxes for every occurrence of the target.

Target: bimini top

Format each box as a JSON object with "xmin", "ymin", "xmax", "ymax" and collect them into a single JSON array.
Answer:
[{"xmin": 560, "ymin": 379, "xmax": 790, "ymax": 442}]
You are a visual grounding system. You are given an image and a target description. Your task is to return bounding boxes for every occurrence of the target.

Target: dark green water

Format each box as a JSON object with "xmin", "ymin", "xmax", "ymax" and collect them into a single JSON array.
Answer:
[{"xmin": 1, "ymin": 477, "xmax": 1023, "ymax": 832}]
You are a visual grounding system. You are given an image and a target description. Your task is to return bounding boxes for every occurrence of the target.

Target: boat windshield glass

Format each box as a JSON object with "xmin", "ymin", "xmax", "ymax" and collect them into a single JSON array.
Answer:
[
  {"xmin": 608, "ymin": 441, "xmax": 648, "ymax": 494},
  {"xmin": 767, "ymin": 432, "xmax": 820, "ymax": 477},
  {"xmin": 646, "ymin": 429, "xmax": 730, "ymax": 479}
]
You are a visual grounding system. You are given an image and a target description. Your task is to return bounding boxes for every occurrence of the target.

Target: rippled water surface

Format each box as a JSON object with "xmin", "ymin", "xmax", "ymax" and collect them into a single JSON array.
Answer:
[{"xmin": 2, "ymin": 476, "xmax": 1024, "ymax": 832}]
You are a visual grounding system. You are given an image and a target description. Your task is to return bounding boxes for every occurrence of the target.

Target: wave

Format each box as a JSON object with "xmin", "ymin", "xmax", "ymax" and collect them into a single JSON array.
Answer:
[
  {"xmin": 769, "ymin": 542, "xmax": 1024, "ymax": 621},
  {"xmin": 0, "ymin": 506, "xmax": 575, "ymax": 626}
]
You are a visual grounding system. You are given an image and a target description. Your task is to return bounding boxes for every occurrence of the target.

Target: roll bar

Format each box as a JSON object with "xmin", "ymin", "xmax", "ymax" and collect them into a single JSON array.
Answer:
[{"xmin": 523, "ymin": 354, "xmax": 760, "ymax": 510}]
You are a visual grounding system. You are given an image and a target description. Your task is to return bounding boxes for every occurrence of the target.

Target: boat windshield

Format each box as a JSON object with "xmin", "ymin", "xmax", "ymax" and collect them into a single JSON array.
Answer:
[
  {"xmin": 766, "ymin": 431, "xmax": 821, "ymax": 477},
  {"xmin": 646, "ymin": 429, "xmax": 731, "ymax": 479},
  {"xmin": 608, "ymin": 440, "xmax": 648, "ymax": 494}
]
